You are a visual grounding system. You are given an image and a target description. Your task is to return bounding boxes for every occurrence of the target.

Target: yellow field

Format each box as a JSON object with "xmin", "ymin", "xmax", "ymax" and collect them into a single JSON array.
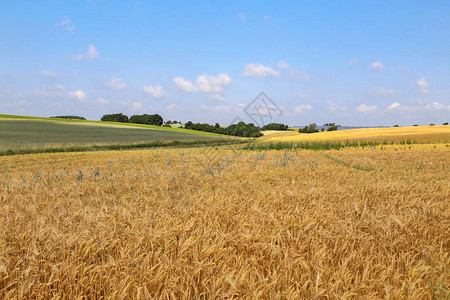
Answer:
[
  {"xmin": 262, "ymin": 125, "xmax": 450, "ymax": 144},
  {"xmin": 0, "ymin": 144, "xmax": 448, "ymax": 298}
]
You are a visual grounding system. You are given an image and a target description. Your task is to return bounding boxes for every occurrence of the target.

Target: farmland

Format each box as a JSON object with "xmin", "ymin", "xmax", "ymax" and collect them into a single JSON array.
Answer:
[
  {"xmin": 0, "ymin": 117, "xmax": 236, "ymax": 154},
  {"xmin": 0, "ymin": 135, "xmax": 449, "ymax": 298},
  {"xmin": 261, "ymin": 125, "xmax": 450, "ymax": 144}
]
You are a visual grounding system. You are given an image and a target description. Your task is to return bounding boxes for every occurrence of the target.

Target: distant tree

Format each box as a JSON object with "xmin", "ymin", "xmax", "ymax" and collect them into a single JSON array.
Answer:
[
  {"xmin": 327, "ymin": 125, "xmax": 338, "ymax": 131},
  {"xmin": 166, "ymin": 120, "xmax": 173, "ymax": 124},
  {"xmin": 413, "ymin": 124, "xmax": 419, "ymax": 126},
  {"xmin": 323, "ymin": 122, "xmax": 339, "ymax": 131},
  {"xmin": 184, "ymin": 120, "xmax": 262, "ymax": 137},
  {"xmin": 261, "ymin": 123, "xmax": 289, "ymax": 131},
  {"xmin": 173, "ymin": 121, "xmax": 178, "ymax": 124},
  {"xmin": 51, "ymin": 115, "xmax": 86, "ymax": 120},
  {"xmin": 162, "ymin": 124, "xmax": 171, "ymax": 127},
  {"xmin": 444, "ymin": 122, "xmax": 448, "ymax": 125},
  {"xmin": 101, "ymin": 113, "xmax": 129, "ymax": 123},
  {"xmin": 150, "ymin": 114, "xmax": 163, "ymax": 126},
  {"xmin": 225, "ymin": 122, "xmax": 262, "ymax": 137},
  {"xmin": 129, "ymin": 115, "xmax": 144, "ymax": 124},
  {"xmin": 299, "ymin": 123, "xmax": 319, "ymax": 134},
  {"xmin": 129, "ymin": 114, "xmax": 163, "ymax": 126},
  {"xmin": 429, "ymin": 123, "xmax": 435, "ymax": 126},
  {"xmin": 394, "ymin": 125, "xmax": 399, "ymax": 127}
]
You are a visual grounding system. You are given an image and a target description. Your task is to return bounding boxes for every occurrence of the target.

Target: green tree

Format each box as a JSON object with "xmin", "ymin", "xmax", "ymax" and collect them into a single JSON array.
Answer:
[
  {"xmin": 261, "ymin": 123, "xmax": 289, "ymax": 131},
  {"xmin": 299, "ymin": 123, "xmax": 319, "ymax": 134},
  {"xmin": 129, "ymin": 114, "xmax": 163, "ymax": 126},
  {"xmin": 101, "ymin": 113, "xmax": 129, "ymax": 123},
  {"xmin": 51, "ymin": 115, "xmax": 86, "ymax": 120}
]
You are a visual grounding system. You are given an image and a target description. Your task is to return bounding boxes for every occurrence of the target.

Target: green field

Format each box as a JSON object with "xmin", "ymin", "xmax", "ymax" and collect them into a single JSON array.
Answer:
[
  {"xmin": 0, "ymin": 114, "xmax": 219, "ymax": 135},
  {"xmin": 0, "ymin": 117, "xmax": 236, "ymax": 153}
]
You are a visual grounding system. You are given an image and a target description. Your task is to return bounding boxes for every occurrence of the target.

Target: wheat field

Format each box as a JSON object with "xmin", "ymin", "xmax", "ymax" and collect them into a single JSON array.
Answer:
[
  {"xmin": 0, "ymin": 144, "xmax": 449, "ymax": 299},
  {"xmin": 262, "ymin": 125, "xmax": 450, "ymax": 144}
]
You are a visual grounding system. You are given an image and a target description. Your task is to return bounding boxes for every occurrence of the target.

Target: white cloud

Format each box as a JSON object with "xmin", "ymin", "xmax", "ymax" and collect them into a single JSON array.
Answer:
[
  {"xmin": 70, "ymin": 45, "xmax": 99, "ymax": 61},
  {"xmin": 297, "ymin": 94, "xmax": 308, "ymax": 99},
  {"xmin": 41, "ymin": 70, "xmax": 56, "ymax": 78},
  {"xmin": 209, "ymin": 93, "xmax": 225, "ymax": 101},
  {"xmin": 167, "ymin": 103, "xmax": 184, "ymax": 111},
  {"xmin": 68, "ymin": 90, "xmax": 87, "ymax": 102},
  {"xmin": 278, "ymin": 60, "xmax": 290, "ymax": 69},
  {"xmin": 173, "ymin": 77, "xmax": 198, "ymax": 92},
  {"xmin": 356, "ymin": 104, "xmax": 377, "ymax": 112},
  {"xmin": 119, "ymin": 100, "xmax": 144, "ymax": 112},
  {"xmin": 243, "ymin": 63, "xmax": 280, "ymax": 78},
  {"xmin": 385, "ymin": 101, "xmax": 449, "ymax": 113},
  {"xmin": 348, "ymin": 58, "xmax": 359, "ymax": 66},
  {"xmin": 196, "ymin": 73, "xmax": 231, "ymax": 92},
  {"xmin": 386, "ymin": 102, "xmax": 401, "ymax": 110},
  {"xmin": 294, "ymin": 104, "xmax": 312, "ymax": 114},
  {"xmin": 174, "ymin": 73, "xmax": 231, "ymax": 93},
  {"xmin": 370, "ymin": 61, "xmax": 386, "ymax": 71},
  {"xmin": 104, "ymin": 76, "xmax": 126, "ymax": 90},
  {"xmin": 36, "ymin": 85, "xmax": 93, "ymax": 105},
  {"xmin": 201, "ymin": 104, "xmax": 232, "ymax": 112},
  {"xmin": 60, "ymin": 17, "xmax": 75, "ymax": 32},
  {"xmin": 415, "ymin": 77, "xmax": 429, "ymax": 94},
  {"xmin": 424, "ymin": 101, "xmax": 449, "ymax": 111},
  {"xmin": 237, "ymin": 12, "xmax": 246, "ymax": 22},
  {"xmin": 143, "ymin": 85, "xmax": 165, "ymax": 98},
  {"xmin": 371, "ymin": 88, "xmax": 395, "ymax": 96},
  {"xmin": 96, "ymin": 97, "xmax": 109, "ymax": 104}
]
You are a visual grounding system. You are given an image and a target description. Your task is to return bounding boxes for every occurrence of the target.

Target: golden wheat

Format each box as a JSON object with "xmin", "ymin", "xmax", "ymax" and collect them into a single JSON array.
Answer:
[
  {"xmin": 0, "ymin": 144, "xmax": 449, "ymax": 298},
  {"xmin": 262, "ymin": 125, "xmax": 450, "ymax": 144}
]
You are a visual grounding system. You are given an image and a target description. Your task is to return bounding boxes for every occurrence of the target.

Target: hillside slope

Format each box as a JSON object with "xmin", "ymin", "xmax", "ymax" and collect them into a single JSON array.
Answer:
[{"xmin": 0, "ymin": 117, "xmax": 236, "ymax": 152}]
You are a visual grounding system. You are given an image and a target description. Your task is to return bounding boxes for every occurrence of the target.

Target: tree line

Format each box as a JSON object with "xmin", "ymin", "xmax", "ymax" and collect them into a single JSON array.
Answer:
[
  {"xmin": 184, "ymin": 121, "xmax": 264, "ymax": 137},
  {"xmin": 299, "ymin": 123, "xmax": 339, "ymax": 133},
  {"xmin": 101, "ymin": 113, "xmax": 163, "ymax": 126},
  {"xmin": 100, "ymin": 113, "xmax": 292, "ymax": 138},
  {"xmin": 261, "ymin": 123, "xmax": 289, "ymax": 131},
  {"xmin": 51, "ymin": 115, "xmax": 86, "ymax": 120}
]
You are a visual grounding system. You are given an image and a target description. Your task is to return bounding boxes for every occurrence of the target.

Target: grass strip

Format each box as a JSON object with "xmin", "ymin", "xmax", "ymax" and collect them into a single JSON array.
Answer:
[{"xmin": 239, "ymin": 140, "xmax": 427, "ymax": 151}]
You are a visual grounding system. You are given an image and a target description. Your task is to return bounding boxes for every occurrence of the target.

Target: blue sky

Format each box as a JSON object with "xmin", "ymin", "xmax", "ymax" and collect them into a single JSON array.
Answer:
[{"xmin": 1, "ymin": 0, "xmax": 449, "ymax": 126}]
